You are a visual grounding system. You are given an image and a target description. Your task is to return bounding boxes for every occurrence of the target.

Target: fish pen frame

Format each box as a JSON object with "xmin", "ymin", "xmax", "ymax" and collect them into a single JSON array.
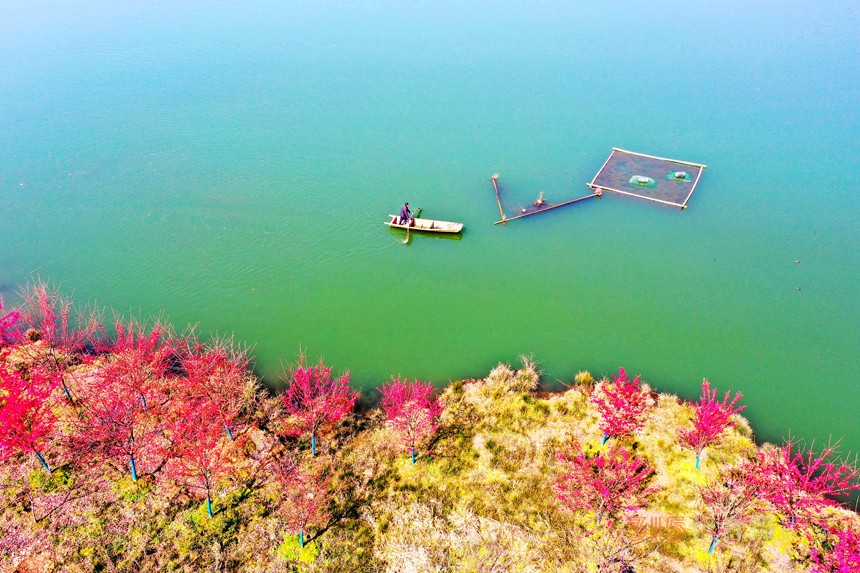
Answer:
[{"xmin": 587, "ymin": 148, "xmax": 707, "ymax": 209}]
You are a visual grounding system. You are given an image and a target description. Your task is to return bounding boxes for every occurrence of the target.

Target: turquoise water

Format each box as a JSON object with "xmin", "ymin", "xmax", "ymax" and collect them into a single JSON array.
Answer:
[{"xmin": 1, "ymin": 1, "xmax": 858, "ymax": 454}]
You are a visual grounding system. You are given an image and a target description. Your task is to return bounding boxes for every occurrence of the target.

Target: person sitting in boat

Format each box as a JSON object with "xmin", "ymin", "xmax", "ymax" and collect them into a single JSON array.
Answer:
[{"xmin": 398, "ymin": 202, "xmax": 413, "ymax": 225}]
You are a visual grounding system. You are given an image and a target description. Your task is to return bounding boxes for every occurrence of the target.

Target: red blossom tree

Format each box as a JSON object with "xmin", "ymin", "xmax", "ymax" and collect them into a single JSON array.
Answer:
[
  {"xmin": 698, "ymin": 462, "xmax": 763, "ymax": 553},
  {"xmin": 0, "ymin": 296, "xmax": 19, "ymax": 350},
  {"xmin": 163, "ymin": 398, "xmax": 236, "ymax": 517},
  {"xmin": 590, "ymin": 367, "xmax": 654, "ymax": 444},
  {"xmin": 0, "ymin": 367, "xmax": 59, "ymax": 473},
  {"xmin": 72, "ymin": 360, "xmax": 167, "ymax": 481},
  {"xmin": 270, "ymin": 450, "xmax": 299, "ymax": 485},
  {"xmin": 281, "ymin": 359, "xmax": 357, "ymax": 456},
  {"xmin": 554, "ymin": 441, "xmax": 656, "ymax": 526},
  {"xmin": 679, "ymin": 379, "xmax": 745, "ymax": 469},
  {"xmin": 757, "ymin": 442, "xmax": 860, "ymax": 529},
  {"xmin": 380, "ymin": 377, "xmax": 442, "ymax": 464},
  {"xmin": 278, "ymin": 465, "xmax": 330, "ymax": 547},
  {"xmin": 178, "ymin": 336, "xmax": 250, "ymax": 441},
  {"xmin": 97, "ymin": 318, "xmax": 175, "ymax": 412},
  {"xmin": 13, "ymin": 284, "xmax": 103, "ymax": 400},
  {"xmin": 810, "ymin": 523, "xmax": 860, "ymax": 573}
]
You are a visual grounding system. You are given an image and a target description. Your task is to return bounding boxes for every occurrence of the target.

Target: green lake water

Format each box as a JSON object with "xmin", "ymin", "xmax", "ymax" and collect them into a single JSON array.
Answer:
[{"xmin": 1, "ymin": 1, "xmax": 858, "ymax": 454}]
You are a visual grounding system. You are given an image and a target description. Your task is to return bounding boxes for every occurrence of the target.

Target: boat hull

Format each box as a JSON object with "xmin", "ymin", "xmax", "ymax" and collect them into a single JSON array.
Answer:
[{"xmin": 385, "ymin": 215, "xmax": 463, "ymax": 234}]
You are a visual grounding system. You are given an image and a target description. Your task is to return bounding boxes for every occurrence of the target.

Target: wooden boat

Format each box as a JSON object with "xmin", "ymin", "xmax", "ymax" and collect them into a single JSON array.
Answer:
[{"xmin": 385, "ymin": 215, "xmax": 464, "ymax": 234}]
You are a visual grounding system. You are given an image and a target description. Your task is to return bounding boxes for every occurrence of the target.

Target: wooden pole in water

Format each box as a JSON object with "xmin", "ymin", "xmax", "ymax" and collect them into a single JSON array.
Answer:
[
  {"xmin": 589, "ymin": 149, "xmax": 618, "ymax": 187},
  {"xmin": 587, "ymin": 184, "xmax": 685, "ymax": 209},
  {"xmin": 612, "ymin": 147, "xmax": 708, "ymax": 169},
  {"xmin": 493, "ymin": 192, "xmax": 600, "ymax": 224},
  {"xmin": 490, "ymin": 175, "xmax": 506, "ymax": 225},
  {"xmin": 680, "ymin": 167, "xmax": 705, "ymax": 210}
]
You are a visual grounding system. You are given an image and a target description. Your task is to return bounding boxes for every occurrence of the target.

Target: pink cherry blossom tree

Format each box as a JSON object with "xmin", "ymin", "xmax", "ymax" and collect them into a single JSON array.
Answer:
[
  {"xmin": 679, "ymin": 379, "xmax": 745, "ymax": 469},
  {"xmin": 554, "ymin": 441, "xmax": 656, "ymax": 526},
  {"xmin": 380, "ymin": 377, "xmax": 442, "ymax": 464},
  {"xmin": 281, "ymin": 359, "xmax": 357, "ymax": 456},
  {"xmin": 590, "ymin": 367, "xmax": 654, "ymax": 444}
]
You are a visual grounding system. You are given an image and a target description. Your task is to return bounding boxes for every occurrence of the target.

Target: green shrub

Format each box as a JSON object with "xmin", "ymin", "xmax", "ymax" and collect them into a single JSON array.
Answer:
[
  {"xmin": 277, "ymin": 533, "xmax": 319, "ymax": 564},
  {"xmin": 574, "ymin": 370, "xmax": 594, "ymax": 386}
]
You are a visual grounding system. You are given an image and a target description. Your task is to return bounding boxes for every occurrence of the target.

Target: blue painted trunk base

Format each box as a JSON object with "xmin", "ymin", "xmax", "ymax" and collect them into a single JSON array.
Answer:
[
  {"xmin": 708, "ymin": 536, "xmax": 718, "ymax": 553},
  {"xmin": 35, "ymin": 451, "xmax": 51, "ymax": 473}
]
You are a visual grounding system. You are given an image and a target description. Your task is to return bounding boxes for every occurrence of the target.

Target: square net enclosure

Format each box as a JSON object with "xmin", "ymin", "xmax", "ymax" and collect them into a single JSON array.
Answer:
[{"xmin": 587, "ymin": 148, "xmax": 707, "ymax": 209}]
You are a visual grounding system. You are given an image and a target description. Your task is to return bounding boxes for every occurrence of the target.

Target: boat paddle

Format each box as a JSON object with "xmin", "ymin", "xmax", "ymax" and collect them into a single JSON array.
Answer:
[{"xmin": 403, "ymin": 207, "xmax": 422, "ymax": 244}]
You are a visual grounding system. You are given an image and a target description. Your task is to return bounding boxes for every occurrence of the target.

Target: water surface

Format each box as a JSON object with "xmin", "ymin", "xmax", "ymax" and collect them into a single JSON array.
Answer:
[{"xmin": 1, "ymin": 1, "xmax": 858, "ymax": 453}]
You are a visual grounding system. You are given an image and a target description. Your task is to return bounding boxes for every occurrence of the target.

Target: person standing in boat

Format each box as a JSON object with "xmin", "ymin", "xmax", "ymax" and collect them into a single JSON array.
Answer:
[{"xmin": 398, "ymin": 202, "xmax": 413, "ymax": 226}]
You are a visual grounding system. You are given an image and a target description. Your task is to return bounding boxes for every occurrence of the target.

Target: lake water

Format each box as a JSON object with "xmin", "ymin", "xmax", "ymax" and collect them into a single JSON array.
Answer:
[{"xmin": 1, "ymin": 1, "xmax": 858, "ymax": 454}]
